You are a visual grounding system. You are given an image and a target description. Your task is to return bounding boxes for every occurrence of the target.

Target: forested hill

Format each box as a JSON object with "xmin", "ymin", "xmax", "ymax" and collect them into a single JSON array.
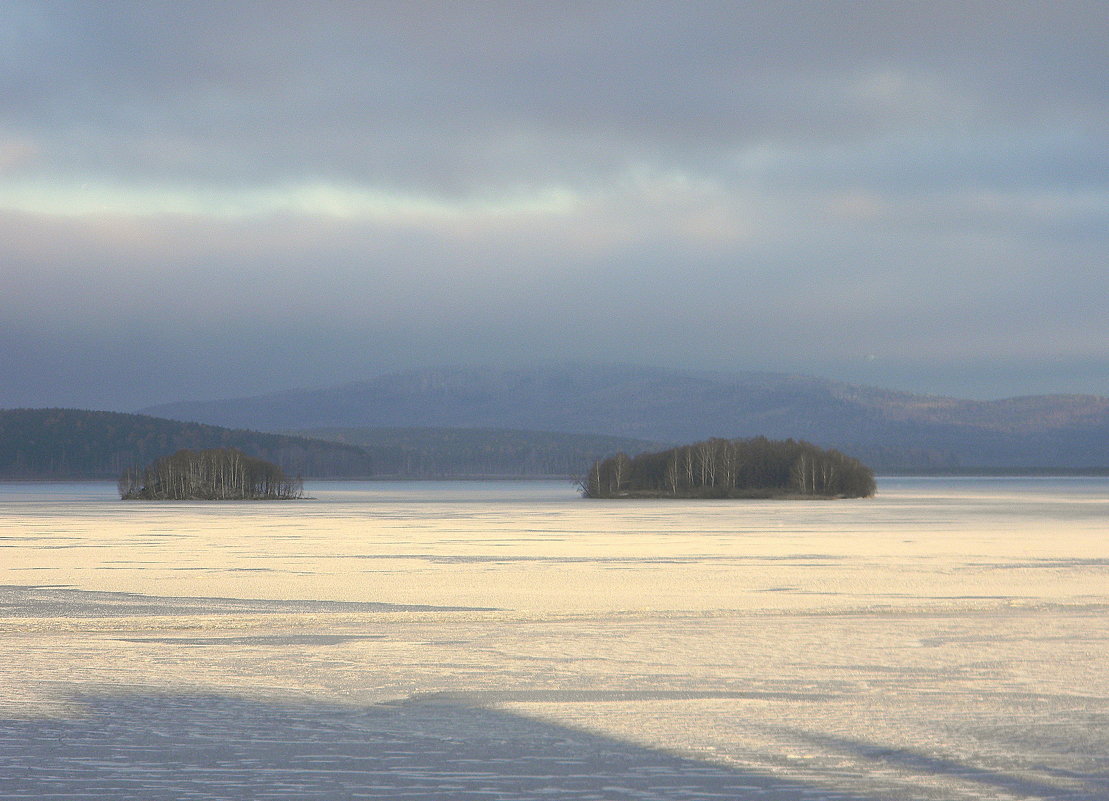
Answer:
[
  {"xmin": 293, "ymin": 426, "xmax": 668, "ymax": 479},
  {"xmin": 0, "ymin": 409, "xmax": 375, "ymax": 479},
  {"xmin": 140, "ymin": 365, "xmax": 1109, "ymax": 471},
  {"xmin": 0, "ymin": 410, "xmax": 664, "ymax": 480}
]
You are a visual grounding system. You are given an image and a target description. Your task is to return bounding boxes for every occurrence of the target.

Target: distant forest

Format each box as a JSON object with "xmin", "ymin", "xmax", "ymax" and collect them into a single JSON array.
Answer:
[
  {"xmin": 142, "ymin": 365, "xmax": 1109, "ymax": 472},
  {"xmin": 295, "ymin": 426, "xmax": 667, "ymax": 478},
  {"xmin": 0, "ymin": 409, "xmax": 374, "ymax": 479},
  {"xmin": 582, "ymin": 437, "xmax": 876, "ymax": 499},
  {"xmin": 120, "ymin": 448, "xmax": 304, "ymax": 500},
  {"xmin": 0, "ymin": 409, "xmax": 665, "ymax": 480},
  {"xmin": 12, "ymin": 406, "xmax": 1089, "ymax": 485}
]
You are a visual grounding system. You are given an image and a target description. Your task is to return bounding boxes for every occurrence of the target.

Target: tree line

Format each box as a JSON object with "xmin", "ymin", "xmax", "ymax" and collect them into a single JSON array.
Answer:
[
  {"xmin": 0, "ymin": 409, "xmax": 374, "ymax": 479},
  {"xmin": 580, "ymin": 436, "xmax": 876, "ymax": 499},
  {"xmin": 298, "ymin": 426, "xmax": 667, "ymax": 478},
  {"xmin": 119, "ymin": 448, "xmax": 304, "ymax": 500}
]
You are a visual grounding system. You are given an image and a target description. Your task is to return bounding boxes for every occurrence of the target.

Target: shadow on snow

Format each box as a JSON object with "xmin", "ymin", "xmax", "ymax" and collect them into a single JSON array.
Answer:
[{"xmin": 0, "ymin": 691, "xmax": 882, "ymax": 801}]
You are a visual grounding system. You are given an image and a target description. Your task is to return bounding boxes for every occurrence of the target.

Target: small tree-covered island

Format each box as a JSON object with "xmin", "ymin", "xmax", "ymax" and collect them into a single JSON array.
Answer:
[
  {"xmin": 119, "ymin": 448, "xmax": 304, "ymax": 500},
  {"xmin": 581, "ymin": 437, "xmax": 876, "ymax": 499}
]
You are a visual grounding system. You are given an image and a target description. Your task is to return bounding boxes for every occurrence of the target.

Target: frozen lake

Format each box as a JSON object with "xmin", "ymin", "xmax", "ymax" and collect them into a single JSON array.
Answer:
[{"xmin": 1, "ymin": 477, "xmax": 1106, "ymax": 799}]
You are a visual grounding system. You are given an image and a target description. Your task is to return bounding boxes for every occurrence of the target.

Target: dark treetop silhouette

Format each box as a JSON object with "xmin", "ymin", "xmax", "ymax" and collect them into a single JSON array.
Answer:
[
  {"xmin": 119, "ymin": 448, "xmax": 304, "ymax": 500},
  {"xmin": 581, "ymin": 436, "xmax": 876, "ymax": 499}
]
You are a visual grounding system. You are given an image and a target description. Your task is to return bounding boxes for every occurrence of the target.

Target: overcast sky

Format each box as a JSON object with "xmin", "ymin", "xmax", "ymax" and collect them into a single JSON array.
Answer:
[{"xmin": 1, "ymin": 0, "xmax": 1106, "ymax": 409}]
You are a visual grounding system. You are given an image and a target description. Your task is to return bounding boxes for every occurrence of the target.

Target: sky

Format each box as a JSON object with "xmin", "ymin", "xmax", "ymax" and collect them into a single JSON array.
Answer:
[{"xmin": 1, "ymin": 0, "xmax": 1106, "ymax": 410}]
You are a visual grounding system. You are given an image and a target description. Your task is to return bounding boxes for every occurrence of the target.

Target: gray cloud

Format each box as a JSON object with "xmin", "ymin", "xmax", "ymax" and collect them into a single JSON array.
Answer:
[{"xmin": 1, "ymin": 0, "xmax": 1106, "ymax": 408}]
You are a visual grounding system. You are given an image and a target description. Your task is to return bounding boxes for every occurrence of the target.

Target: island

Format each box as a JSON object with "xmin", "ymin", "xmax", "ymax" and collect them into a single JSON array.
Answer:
[
  {"xmin": 119, "ymin": 448, "xmax": 304, "ymax": 500},
  {"xmin": 580, "ymin": 436, "xmax": 876, "ymax": 499}
]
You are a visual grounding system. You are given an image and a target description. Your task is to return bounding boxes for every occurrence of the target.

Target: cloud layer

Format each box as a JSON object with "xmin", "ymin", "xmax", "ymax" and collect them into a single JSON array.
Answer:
[{"xmin": 2, "ymin": 0, "xmax": 1106, "ymax": 408}]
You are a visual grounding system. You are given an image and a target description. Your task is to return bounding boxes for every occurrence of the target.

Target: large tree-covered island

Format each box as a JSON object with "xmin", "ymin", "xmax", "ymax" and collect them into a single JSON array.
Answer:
[
  {"xmin": 581, "ymin": 437, "xmax": 876, "ymax": 499},
  {"xmin": 119, "ymin": 448, "xmax": 305, "ymax": 500}
]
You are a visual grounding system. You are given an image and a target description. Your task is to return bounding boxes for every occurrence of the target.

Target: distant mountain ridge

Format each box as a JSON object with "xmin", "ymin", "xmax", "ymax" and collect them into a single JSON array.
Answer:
[{"xmin": 139, "ymin": 365, "xmax": 1109, "ymax": 471}]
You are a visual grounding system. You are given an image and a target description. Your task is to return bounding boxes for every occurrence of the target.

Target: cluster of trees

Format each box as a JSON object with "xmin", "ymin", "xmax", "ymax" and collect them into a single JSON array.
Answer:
[
  {"xmin": 119, "ymin": 448, "xmax": 304, "ymax": 500},
  {"xmin": 580, "ymin": 437, "xmax": 876, "ymax": 499}
]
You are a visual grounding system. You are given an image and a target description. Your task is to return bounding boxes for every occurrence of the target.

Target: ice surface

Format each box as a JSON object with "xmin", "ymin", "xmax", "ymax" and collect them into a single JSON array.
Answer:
[{"xmin": 0, "ymin": 477, "xmax": 1106, "ymax": 799}]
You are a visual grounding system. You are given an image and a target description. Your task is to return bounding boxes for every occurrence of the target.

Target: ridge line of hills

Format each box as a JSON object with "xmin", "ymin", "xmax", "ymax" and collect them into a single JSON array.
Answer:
[
  {"xmin": 0, "ymin": 408, "xmax": 375, "ymax": 480},
  {"xmin": 138, "ymin": 364, "xmax": 1109, "ymax": 471},
  {"xmin": 3, "ymin": 365, "xmax": 1107, "ymax": 479},
  {"xmin": 0, "ymin": 408, "xmax": 664, "ymax": 481}
]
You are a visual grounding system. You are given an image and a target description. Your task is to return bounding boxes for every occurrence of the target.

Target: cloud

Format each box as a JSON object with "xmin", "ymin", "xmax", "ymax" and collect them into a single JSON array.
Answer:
[
  {"xmin": 0, "ymin": 179, "xmax": 583, "ymax": 222},
  {"xmin": 0, "ymin": 0, "xmax": 1106, "ymax": 408}
]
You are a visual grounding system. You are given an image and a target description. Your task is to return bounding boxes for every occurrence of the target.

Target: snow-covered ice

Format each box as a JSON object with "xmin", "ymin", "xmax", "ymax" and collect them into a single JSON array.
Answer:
[{"xmin": 0, "ymin": 477, "xmax": 1106, "ymax": 799}]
